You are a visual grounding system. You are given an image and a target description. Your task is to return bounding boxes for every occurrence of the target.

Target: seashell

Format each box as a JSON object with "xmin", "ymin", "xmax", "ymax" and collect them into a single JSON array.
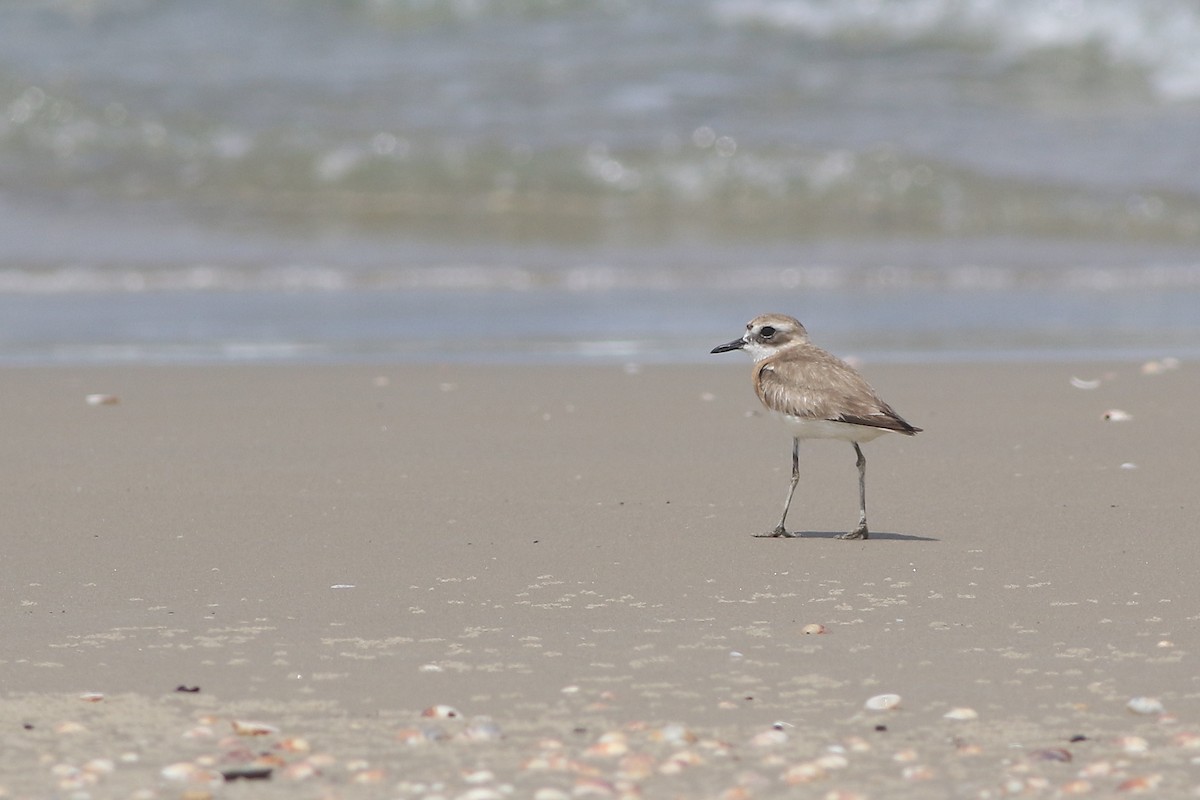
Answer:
[
  {"xmin": 231, "ymin": 720, "xmax": 278, "ymax": 736},
  {"xmin": 782, "ymin": 761, "xmax": 827, "ymax": 784},
  {"xmin": 421, "ymin": 704, "xmax": 460, "ymax": 719},
  {"xmin": 54, "ymin": 721, "xmax": 87, "ymax": 734},
  {"xmin": 1172, "ymin": 731, "xmax": 1200, "ymax": 749},
  {"xmin": 462, "ymin": 768, "xmax": 495, "ymax": 784},
  {"xmin": 57, "ymin": 773, "xmax": 98, "ymax": 790},
  {"xmin": 1079, "ymin": 760, "xmax": 1114, "ymax": 777},
  {"xmin": 842, "ymin": 736, "xmax": 872, "ymax": 753},
  {"xmin": 1030, "ymin": 747, "xmax": 1072, "ymax": 762},
  {"xmin": 79, "ymin": 691, "xmax": 105, "ymax": 702},
  {"xmin": 1059, "ymin": 779, "xmax": 1093, "ymax": 794},
  {"xmin": 864, "ymin": 693, "xmax": 901, "ymax": 711},
  {"xmin": 457, "ymin": 790, "xmax": 507, "ymax": 800},
  {"xmin": 182, "ymin": 725, "xmax": 215, "ymax": 740},
  {"xmin": 584, "ymin": 732, "xmax": 628, "ymax": 758},
  {"xmin": 282, "ymin": 761, "xmax": 320, "ymax": 781},
  {"xmin": 649, "ymin": 723, "xmax": 696, "ymax": 746},
  {"xmin": 1070, "ymin": 377, "xmax": 1101, "ymax": 390},
  {"xmin": 801, "ymin": 623, "xmax": 827, "ymax": 635},
  {"xmin": 750, "ymin": 729, "xmax": 789, "ymax": 747},
  {"xmin": 902, "ymin": 765, "xmax": 936, "ymax": 780},
  {"xmin": 160, "ymin": 762, "xmax": 223, "ymax": 786},
  {"xmin": 350, "ymin": 768, "xmax": 387, "ymax": 784},
  {"xmin": 1102, "ymin": 409, "xmax": 1132, "ymax": 422},
  {"xmin": 460, "ymin": 717, "xmax": 503, "ymax": 742},
  {"xmin": 892, "ymin": 748, "xmax": 919, "ymax": 763},
  {"xmin": 943, "ymin": 707, "xmax": 978, "ymax": 721},
  {"xmin": 1126, "ymin": 696, "xmax": 1164, "ymax": 715},
  {"xmin": 572, "ymin": 777, "xmax": 618, "ymax": 797},
  {"xmin": 83, "ymin": 758, "xmax": 116, "ymax": 775},
  {"xmin": 617, "ymin": 753, "xmax": 656, "ymax": 780},
  {"xmin": 1060, "ymin": 782, "xmax": 1099, "ymax": 796},
  {"xmin": 815, "ymin": 753, "xmax": 849, "ymax": 770},
  {"xmin": 85, "ymin": 394, "xmax": 119, "ymax": 406},
  {"xmin": 275, "ymin": 736, "xmax": 311, "ymax": 753},
  {"xmin": 1141, "ymin": 359, "xmax": 1178, "ymax": 375},
  {"xmin": 662, "ymin": 750, "xmax": 704, "ymax": 771},
  {"xmin": 533, "ymin": 790, "xmax": 572, "ymax": 800},
  {"xmin": 1116, "ymin": 774, "xmax": 1162, "ymax": 792},
  {"xmin": 1116, "ymin": 736, "xmax": 1149, "ymax": 753}
]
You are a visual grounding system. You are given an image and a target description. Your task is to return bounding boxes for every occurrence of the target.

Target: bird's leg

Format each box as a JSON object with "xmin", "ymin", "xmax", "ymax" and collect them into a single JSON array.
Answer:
[
  {"xmin": 838, "ymin": 443, "xmax": 869, "ymax": 540},
  {"xmin": 756, "ymin": 437, "xmax": 802, "ymax": 538}
]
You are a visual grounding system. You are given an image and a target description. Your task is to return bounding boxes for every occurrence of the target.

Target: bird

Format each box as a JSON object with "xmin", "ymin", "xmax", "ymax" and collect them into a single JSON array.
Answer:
[{"xmin": 711, "ymin": 313, "xmax": 920, "ymax": 540}]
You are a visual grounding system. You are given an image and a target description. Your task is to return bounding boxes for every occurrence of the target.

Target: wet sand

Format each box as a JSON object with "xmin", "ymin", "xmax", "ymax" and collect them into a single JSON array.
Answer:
[{"xmin": 2, "ymin": 360, "xmax": 1197, "ymax": 798}]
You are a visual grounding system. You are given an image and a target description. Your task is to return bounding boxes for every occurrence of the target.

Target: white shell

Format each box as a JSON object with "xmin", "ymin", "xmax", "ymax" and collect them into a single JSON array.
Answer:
[
  {"xmin": 864, "ymin": 693, "xmax": 902, "ymax": 711},
  {"xmin": 231, "ymin": 719, "xmax": 279, "ymax": 736},
  {"xmin": 85, "ymin": 394, "xmax": 120, "ymax": 406},
  {"xmin": 943, "ymin": 707, "xmax": 978, "ymax": 721},
  {"xmin": 1102, "ymin": 409, "xmax": 1132, "ymax": 421},
  {"xmin": 1127, "ymin": 696, "xmax": 1164, "ymax": 715},
  {"xmin": 420, "ymin": 704, "xmax": 460, "ymax": 719}
]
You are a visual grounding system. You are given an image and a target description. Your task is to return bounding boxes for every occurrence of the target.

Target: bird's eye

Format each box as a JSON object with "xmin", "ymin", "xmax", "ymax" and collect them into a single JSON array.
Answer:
[{"xmin": 760, "ymin": 326, "xmax": 776, "ymax": 339}]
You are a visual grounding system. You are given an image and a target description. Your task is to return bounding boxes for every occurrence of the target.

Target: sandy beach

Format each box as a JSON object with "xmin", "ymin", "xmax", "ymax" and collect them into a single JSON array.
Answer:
[{"xmin": 2, "ymin": 360, "xmax": 1197, "ymax": 798}]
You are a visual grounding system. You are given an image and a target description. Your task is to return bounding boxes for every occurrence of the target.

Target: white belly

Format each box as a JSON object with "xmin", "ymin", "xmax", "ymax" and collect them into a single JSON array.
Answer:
[{"xmin": 773, "ymin": 412, "xmax": 890, "ymax": 443}]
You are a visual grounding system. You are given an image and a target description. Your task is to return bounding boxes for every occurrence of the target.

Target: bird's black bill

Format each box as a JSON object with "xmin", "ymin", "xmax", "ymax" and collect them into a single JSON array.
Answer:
[{"xmin": 710, "ymin": 338, "xmax": 745, "ymax": 354}]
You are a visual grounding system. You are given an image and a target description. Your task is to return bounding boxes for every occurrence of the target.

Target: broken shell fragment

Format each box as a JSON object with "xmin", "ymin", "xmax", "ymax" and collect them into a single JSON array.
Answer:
[
  {"xmin": 584, "ymin": 731, "xmax": 629, "ymax": 757},
  {"xmin": 1126, "ymin": 696, "xmax": 1164, "ymax": 715},
  {"xmin": 801, "ymin": 623, "xmax": 827, "ymax": 635},
  {"xmin": 231, "ymin": 720, "xmax": 279, "ymax": 736},
  {"xmin": 864, "ymin": 693, "xmax": 901, "ymax": 711},
  {"xmin": 85, "ymin": 394, "xmax": 120, "ymax": 406},
  {"xmin": 420, "ymin": 704, "xmax": 460, "ymax": 719},
  {"xmin": 1102, "ymin": 409, "xmax": 1132, "ymax": 422},
  {"xmin": 161, "ymin": 762, "xmax": 223, "ymax": 786},
  {"xmin": 782, "ymin": 761, "xmax": 827, "ymax": 784},
  {"xmin": 1116, "ymin": 735, "xmax": 1150, "ymax": 754},
  {"xmin": 943, "ymin": 707, "xmax": 978, "ymax": 721}
]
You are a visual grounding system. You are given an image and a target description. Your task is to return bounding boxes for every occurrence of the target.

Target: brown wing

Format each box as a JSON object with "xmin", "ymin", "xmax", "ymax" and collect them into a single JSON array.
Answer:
[{"xmin": 755, "ymin": 348, "xmax": 921, "ymax": 434}]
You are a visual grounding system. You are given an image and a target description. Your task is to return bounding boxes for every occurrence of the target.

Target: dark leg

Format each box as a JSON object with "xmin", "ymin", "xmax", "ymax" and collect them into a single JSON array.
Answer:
[
  {"xmin": 838, "ymin": 443, "xmax": 869, "ymax": 540},
  {"xmin": 756, "ymin": 437, "xmax": 802, "ymax": 538}
]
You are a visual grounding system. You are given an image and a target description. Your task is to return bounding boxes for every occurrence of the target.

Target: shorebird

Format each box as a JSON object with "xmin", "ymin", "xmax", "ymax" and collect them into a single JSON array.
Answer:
[{"xmin": 711, "ymin": 313, "xmax": 921, "ymax": 540}]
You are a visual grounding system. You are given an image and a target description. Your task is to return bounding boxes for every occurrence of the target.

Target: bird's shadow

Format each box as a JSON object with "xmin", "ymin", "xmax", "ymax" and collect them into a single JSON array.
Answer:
[{"xmin": 768, "ymin": 530, "xmax": 939, "ymax": 542}]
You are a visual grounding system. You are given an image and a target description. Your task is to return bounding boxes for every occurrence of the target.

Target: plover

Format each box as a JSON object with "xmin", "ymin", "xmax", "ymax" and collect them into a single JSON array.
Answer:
[{"xmin": 711, "ymin": 313, "xmax": 921, "ymax": 540}]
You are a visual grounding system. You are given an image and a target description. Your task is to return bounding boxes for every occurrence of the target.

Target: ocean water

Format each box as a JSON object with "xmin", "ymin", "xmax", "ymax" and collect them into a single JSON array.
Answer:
[{"xmin": 2, "ymin": 0, "xmax": 1199, "ymax": 364}]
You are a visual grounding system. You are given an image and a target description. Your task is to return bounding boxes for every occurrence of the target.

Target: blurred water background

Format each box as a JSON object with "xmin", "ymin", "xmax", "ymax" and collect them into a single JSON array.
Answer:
[{"xmin": 2, "ymin": 0, "xmax": 1199, "ymax": 364}]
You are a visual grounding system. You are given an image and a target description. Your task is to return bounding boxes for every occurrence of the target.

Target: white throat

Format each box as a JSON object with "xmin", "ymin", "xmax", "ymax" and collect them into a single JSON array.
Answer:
[{"xmin": 742, "ymin": 340, "xmax": 781, "ymax": 362}]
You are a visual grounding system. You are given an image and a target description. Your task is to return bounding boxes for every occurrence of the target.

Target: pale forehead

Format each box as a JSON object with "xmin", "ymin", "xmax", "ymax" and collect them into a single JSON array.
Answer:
[{"xmin": 747, "ymin": 314, "xmax": 801, "ymax": 329}]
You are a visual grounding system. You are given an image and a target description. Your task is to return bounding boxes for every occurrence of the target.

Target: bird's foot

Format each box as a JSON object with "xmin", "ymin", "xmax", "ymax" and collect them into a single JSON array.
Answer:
[
  {"xmin": 753, "ymin": 526, "xmax": 801, "ymax": 539},
  {"xmin": 837, "ymin": 524, "xmax": 869, "ymax": 541}
]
